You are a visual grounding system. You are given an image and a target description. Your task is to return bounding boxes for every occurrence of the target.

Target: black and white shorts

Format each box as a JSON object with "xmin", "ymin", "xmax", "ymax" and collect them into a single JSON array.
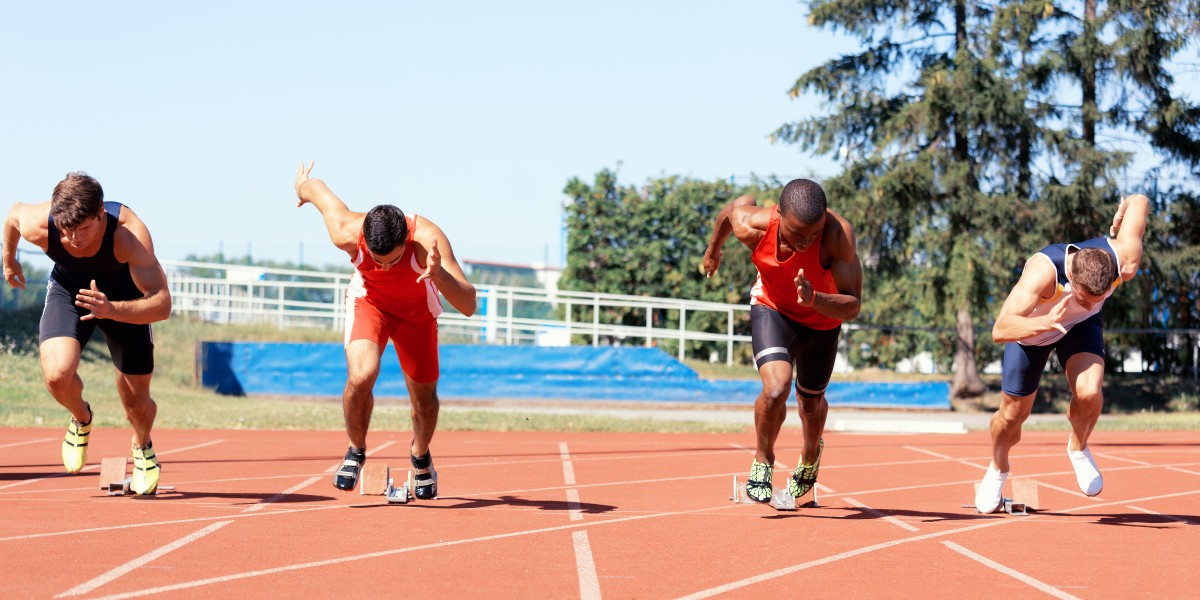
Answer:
[{"xmin": 750, "ymin": 304, "xmax": 841, "ymax": 397}]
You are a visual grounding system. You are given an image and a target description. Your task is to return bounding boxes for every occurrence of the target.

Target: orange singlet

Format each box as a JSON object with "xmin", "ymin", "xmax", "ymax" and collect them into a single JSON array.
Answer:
[
  {"xmin": 344, "ymin": 214, "xmax": 443, "ymax": 382},
  {"xmin": 749, "ymin": 207, "xmax": 842, "ymax": 330}
]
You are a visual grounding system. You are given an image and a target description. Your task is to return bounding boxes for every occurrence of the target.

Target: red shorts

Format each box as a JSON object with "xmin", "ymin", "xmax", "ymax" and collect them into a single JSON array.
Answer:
[{"xmin": 344, "ymin": 297, "xmax": 439, "ymax": 383}]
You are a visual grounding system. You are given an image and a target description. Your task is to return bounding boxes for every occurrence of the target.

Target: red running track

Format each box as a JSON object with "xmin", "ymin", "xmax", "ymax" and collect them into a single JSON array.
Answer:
[{"xmin": 2, "ymin": 427, "xmax": 1199, "ymax": 598}]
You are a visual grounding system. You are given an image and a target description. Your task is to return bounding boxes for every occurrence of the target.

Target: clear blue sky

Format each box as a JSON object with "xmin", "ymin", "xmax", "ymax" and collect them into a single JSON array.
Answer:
[
  {"xmin": 2, "ymin": 0, "xmax": 847, "ymax": 270},
  {"xmin": 3, "ymin": 2, "xmax": 1195, "ymax": 271}
]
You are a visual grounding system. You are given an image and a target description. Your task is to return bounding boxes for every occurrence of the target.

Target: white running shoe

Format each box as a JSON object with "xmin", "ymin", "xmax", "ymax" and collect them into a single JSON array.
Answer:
[
  {"xmin": 975, "ymin": 464, "xmax": 1008, "ymax": 514},
  {"xmin": 1067, "ymin": 442, "xmax": 1103, "ymax": 496}
]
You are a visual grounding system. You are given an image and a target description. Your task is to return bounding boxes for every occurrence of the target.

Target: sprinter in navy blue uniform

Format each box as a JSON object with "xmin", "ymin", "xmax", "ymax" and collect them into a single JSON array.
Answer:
[
  {"xmin": 2, "ymin": 172, "xmax": 171, "ymax": 494},
  {"xmin": 975, "ymin": 195, "xmax": 1149, "ymax": 513}
]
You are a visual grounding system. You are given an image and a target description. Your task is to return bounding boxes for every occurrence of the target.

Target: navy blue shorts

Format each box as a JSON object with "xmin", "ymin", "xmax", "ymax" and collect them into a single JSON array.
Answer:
[
  {"xmin": 1001, "ymin": 312, "xmax": 1104, "ymax": 397},
  {"xmin": 39, "ymin": 278, "xmax": 155, "ymax": 375},
  {"xmin": 750, "ymin": 304, "xmax": 841, "ymax": 398}
]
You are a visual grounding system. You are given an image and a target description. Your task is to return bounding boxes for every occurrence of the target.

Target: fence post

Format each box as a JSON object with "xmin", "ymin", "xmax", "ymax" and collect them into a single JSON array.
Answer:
[
  {"xmin": 646, "ymin": 305, "xmax": 653, "ymax": 348},
  {"xmin": 727, "ymin": 308, "xmax": 734, "ymax": 367},
  {"xmin": 565, "ymin": 301, "xmax": 572, "ymax": 345},
  {"xmin": 277, "ymin": 285, "xmax": 285, "ymax": 329},
  {"xmin": 1194, "ymin": 333, "xmax": 1198, "ymax": 383},
  {"xmin": 592, "ymin": 295, "xmax": 599, "ymax": 347},
  {"xmin": 506, "ymin": 288, "xmax": 514, "ymax": 345},
  {"xmin": 678, "ymin": 304, "xmax": 686, "ymax": 362}
]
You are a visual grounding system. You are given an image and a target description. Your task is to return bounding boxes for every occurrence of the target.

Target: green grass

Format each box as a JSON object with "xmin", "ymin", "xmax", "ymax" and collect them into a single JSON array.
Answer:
[
  {"xmin": 2, "ymin": 308, "xmax": 1196, "ymax": 433},
  {"xmin": 1024, "ymin": 412, "xmax": 1200, "ymax": 432},
  {"xmin": 0, "ymin": 313, "xmax": 741, "ymax": 433}
]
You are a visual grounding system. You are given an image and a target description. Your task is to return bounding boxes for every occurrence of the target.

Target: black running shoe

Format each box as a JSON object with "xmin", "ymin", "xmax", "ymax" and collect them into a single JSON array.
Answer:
[
  {"xmin": 333, "ymin": 447, "xmax": 366, "ymax": 491},
  {"xmin": 411, "ymin": 450, "xmax": 437, "ymax": 499}
]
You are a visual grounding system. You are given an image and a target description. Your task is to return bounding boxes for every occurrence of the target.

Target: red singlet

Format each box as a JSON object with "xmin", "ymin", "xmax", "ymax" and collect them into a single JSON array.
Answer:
[
  {"xmin": 344, "ymin": 215, "xmax": 443, "ymax": 382},
  {"xmin": 748, "ymin": 208, "xmax": 842, "ymax": 330}
]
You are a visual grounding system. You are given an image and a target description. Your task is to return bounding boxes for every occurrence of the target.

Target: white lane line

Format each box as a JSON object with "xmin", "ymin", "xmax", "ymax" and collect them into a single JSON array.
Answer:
[
  {"xmin": 566, "ymin": 489, "xmax": 583, "ymax": 522},
  {"xmin": 843, "ymin": 497, "xmax": 919, "ymax": 532},
  {"xmin": 1127, "ymin": 505, "xmax": 1199, "ymax": 526},
  {"xmin": 1095, "ymin": 453, "xmax": 1153, "ymax": 466},
  {"xmin": 0, "ymin": 439, "xmax": 224, "ymax": 491},
  {"xmin": 243, "ymin": 441, "xmax": 396, "ymax": 513},
  {"xmin": 559, "ymin": 442, "xmax": 576, "ymax": 486},
  {"xmin": 0, "ymin": 437, "xmax": 56, "ymax": 449},
  {"xmin": 55, "ymin": 521, "xmax": 233, "ymax": 598},
  {"xmin": 903, "ymin": 445, "xmax": 990, "ymax": 471},
  {"xmin": 80, "ymin": 487, "xmax": 1200, "ymax": 600},
  {"xmin": 941, "ymin": 541, "xmax": 1083, "ymax": 600},
  {"xmin": 573, "ymin": 530, "xmax": 602, "ymax": 600},
  {"xmin": 1167, "ymin": 466, "xmax": 1200, "ymax": 477},
  {"xmin": 1034, "ymin": 480, "xmax": 1104, "ymax": 502},
  {"xmin": 903, "ymin": 445, "xmax": 952, "ymax": 460},
  {"xmin": 728, "ymin": 443, "xmax": 791, "ymax": 470},
  {"xmin": 241, "ymin": 478, "xmax": 323, "ymax": 514},
  {"xmin": 0, "ymin": 505, "xmax": 350, "ymax": 542},
  {"xmin": 674, "ymin": 487, "xmax": 1200, "ymax": 600}
]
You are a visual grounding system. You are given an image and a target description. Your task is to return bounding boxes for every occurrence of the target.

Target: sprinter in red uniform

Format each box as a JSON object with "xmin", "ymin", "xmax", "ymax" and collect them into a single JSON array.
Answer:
[
  {"xmin": 704, "ymin": 179, "xmax": 862, "ymax": 503},
  {"xmin": 294, "ymin": 162, "xmax": 476, "ymax": 497}
]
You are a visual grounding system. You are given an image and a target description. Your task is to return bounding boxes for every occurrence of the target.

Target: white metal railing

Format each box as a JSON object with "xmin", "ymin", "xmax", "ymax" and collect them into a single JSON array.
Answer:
[{"xmin": 162, "ymin": 259, "xmax": 753, "ymax": 365}]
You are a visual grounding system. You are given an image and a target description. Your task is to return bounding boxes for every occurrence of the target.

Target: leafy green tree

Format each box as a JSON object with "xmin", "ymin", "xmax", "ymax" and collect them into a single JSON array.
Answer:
[
  {"xmin": 776, "ymin": 0, "xmax": 1038, "ymax": 396},
  {"xmin": 560, "ymin": 169, "xmax": 787, "ymax": 362}
]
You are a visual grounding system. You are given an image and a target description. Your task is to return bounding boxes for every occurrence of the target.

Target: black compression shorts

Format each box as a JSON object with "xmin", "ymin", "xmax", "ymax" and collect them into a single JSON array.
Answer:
[
  {"xmin": 750, "ymin": 304, "xmax": 841, "ymax": 398},
  {"xmin": 39, "ymin": 278, "xmax": 155, "ymax": 375}
]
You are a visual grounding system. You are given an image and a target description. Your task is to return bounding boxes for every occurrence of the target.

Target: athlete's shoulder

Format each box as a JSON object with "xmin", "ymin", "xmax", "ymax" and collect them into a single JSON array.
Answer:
[
  {"xmin": 731, "ymin": 204, "xmax": 773, "ymax": 236},
  {"xmin": 7, "ymin": 201, "xmax": 51, "ymax": 242},
  {"xmin": 823, "ymin": 209, "xmax": 857, "ymax": 253}
]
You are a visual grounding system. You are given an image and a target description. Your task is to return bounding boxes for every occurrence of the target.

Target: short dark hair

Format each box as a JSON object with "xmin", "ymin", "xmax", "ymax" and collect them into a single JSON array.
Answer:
[
  {"xmin": 1071, "ymin": 247, "xmax": 1118, "ymax": 296},
  {"xmin": 51, "ymin": 172, "xmax": 104, "ymax": 230},
  {"xmin": 362, "ymin": 205, "xmax": 408, "ymax": 255},
  {"xmin": 779, "ymin": 179, "xmax": 826, "ymax": 224}
]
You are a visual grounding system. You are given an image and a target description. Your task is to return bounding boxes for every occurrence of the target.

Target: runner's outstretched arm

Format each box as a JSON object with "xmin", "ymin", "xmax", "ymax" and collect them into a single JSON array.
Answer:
[
  {"xmin": 1109, "ymin": 194, "xmax": 1149, "ymax": 282},
  {"xmin": 294, "ymin": 161, "xmax": 363, "ymax": 257},
  {"xmin": 703, "ymin": 195, "xmax": 766, "ymax": 277}
]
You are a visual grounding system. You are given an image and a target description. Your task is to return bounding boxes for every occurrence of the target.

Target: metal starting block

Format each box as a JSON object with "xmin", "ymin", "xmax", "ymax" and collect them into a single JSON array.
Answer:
[
  {"xmin": 105, "ymin": 478, "xmax": 175, "ymax": 496},
  {"xmin": 99, "ymin": 456, "xmax": 174, "ymax": 496},
  {"xmin": 730, "ymin": 475, "xmax": 818, "ymax": 511},
  {"xmin": 360, "ymin": 463, "xmax": 413, "ymax": 504},
  {"xmin": 970, "ymin": 479, "xmax": 1040, "ymax": 515}
]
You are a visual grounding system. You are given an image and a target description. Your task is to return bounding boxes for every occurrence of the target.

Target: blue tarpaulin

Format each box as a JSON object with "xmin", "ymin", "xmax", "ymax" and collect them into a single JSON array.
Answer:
[{"xmin": 199, "ymin": 342, "xmax": 951, "ymax": 409}]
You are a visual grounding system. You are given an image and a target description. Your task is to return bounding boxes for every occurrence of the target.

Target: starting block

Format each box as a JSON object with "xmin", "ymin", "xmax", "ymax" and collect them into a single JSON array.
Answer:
[
  {"xmin": 98, "ymin": 457, "xmax": 128, "ymax": 490},
  {"xmin": 359, "ymin": 463, "xmax": 413, "ymax": 504},
  {"xmin": 970, "ymin": 479, "xmax": 1040, "ymax": 515},
  {"xmin": 730, "ymin": 475, "xmax": 818, "ymax": 511},
  {"xmin": 99, "ymin": 456, "xmax": 175, "ymax": 496}
]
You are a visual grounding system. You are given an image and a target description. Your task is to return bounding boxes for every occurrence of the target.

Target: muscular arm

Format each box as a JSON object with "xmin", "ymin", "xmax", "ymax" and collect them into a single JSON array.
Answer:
[
  {"xmin": 809, "ymin": 211, "xmax": 862, "ymax": 321},
  {"xmin": 295, "ymin": 165, "xmax": 364, "ymax": 257},
  {"xmin": 1109, "ymin": 194, "xmax": 1149, "ymax": 281},
  {"xmin": 991, "ymin": 258, "xmax": 1068, "ymax": 343},
  {"xmin": 414, "ymin": 217, "xmax": 477, "ymax": 316},
  {"xmin": 2, "ymin": 202, "xmax": 50, "ymax": 289},
  {"xmin": 104, "ymin": 208, "xmax": 172, "ymax": 324},
  {"xmin": 703, "ymin": 196, "xmax": 768, "ymax": 276}
]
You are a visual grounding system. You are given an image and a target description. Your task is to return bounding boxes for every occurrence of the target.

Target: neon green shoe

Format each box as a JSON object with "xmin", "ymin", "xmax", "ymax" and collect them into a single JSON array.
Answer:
[
  {"xmin": 746, "ymin": 460, "xmax": 773, "ymax": 503},
  {"xmin": 131, "ymin": 442, "xmax": 160, "ymax": 495},
  {"xmin": 788, "ymin": 438, "xmax": 824, "ymax": 499},
  {"xmin": 61, "ymin": 407, "xmax": 92, "ymax": 474}
]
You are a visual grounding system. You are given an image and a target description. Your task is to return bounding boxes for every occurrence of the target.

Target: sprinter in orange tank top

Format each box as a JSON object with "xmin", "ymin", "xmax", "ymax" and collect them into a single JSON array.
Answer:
[
  {"xmin": 295, "ymin": 162, "xmax": 476, "ymax": 498},
  {"xmin": 703, "ymin": 179, "xmax": 862, "ymax": 504}
]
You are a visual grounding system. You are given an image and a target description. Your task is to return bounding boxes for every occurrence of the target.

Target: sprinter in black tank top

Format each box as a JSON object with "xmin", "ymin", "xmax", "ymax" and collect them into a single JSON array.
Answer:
[{"xmin": 2, "ymin": 172, "xmax": 171, "ymax": 494}]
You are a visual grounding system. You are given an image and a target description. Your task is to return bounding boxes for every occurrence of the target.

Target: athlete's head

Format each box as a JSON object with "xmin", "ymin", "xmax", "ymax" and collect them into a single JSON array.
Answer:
[
  {"xmin": 777, "ymin": 179, "xmax": 827, "ymax": 252},
  {"xmin": 1069, "ymin": 247, "xmax": 1118, "ymax": 308},
  {"xmin": 51, "ymin": 172, "xmax": 106, "ymax": 248},
  {"xmin": 363, "ymin": 205, "xmax": 409, "ymax": 269}
]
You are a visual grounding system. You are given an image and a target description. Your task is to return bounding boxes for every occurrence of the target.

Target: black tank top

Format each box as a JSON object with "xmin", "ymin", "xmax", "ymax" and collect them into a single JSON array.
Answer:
[{"xmin": 47, "ymin": 201, "xmax": 143, "ymax": 300}]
